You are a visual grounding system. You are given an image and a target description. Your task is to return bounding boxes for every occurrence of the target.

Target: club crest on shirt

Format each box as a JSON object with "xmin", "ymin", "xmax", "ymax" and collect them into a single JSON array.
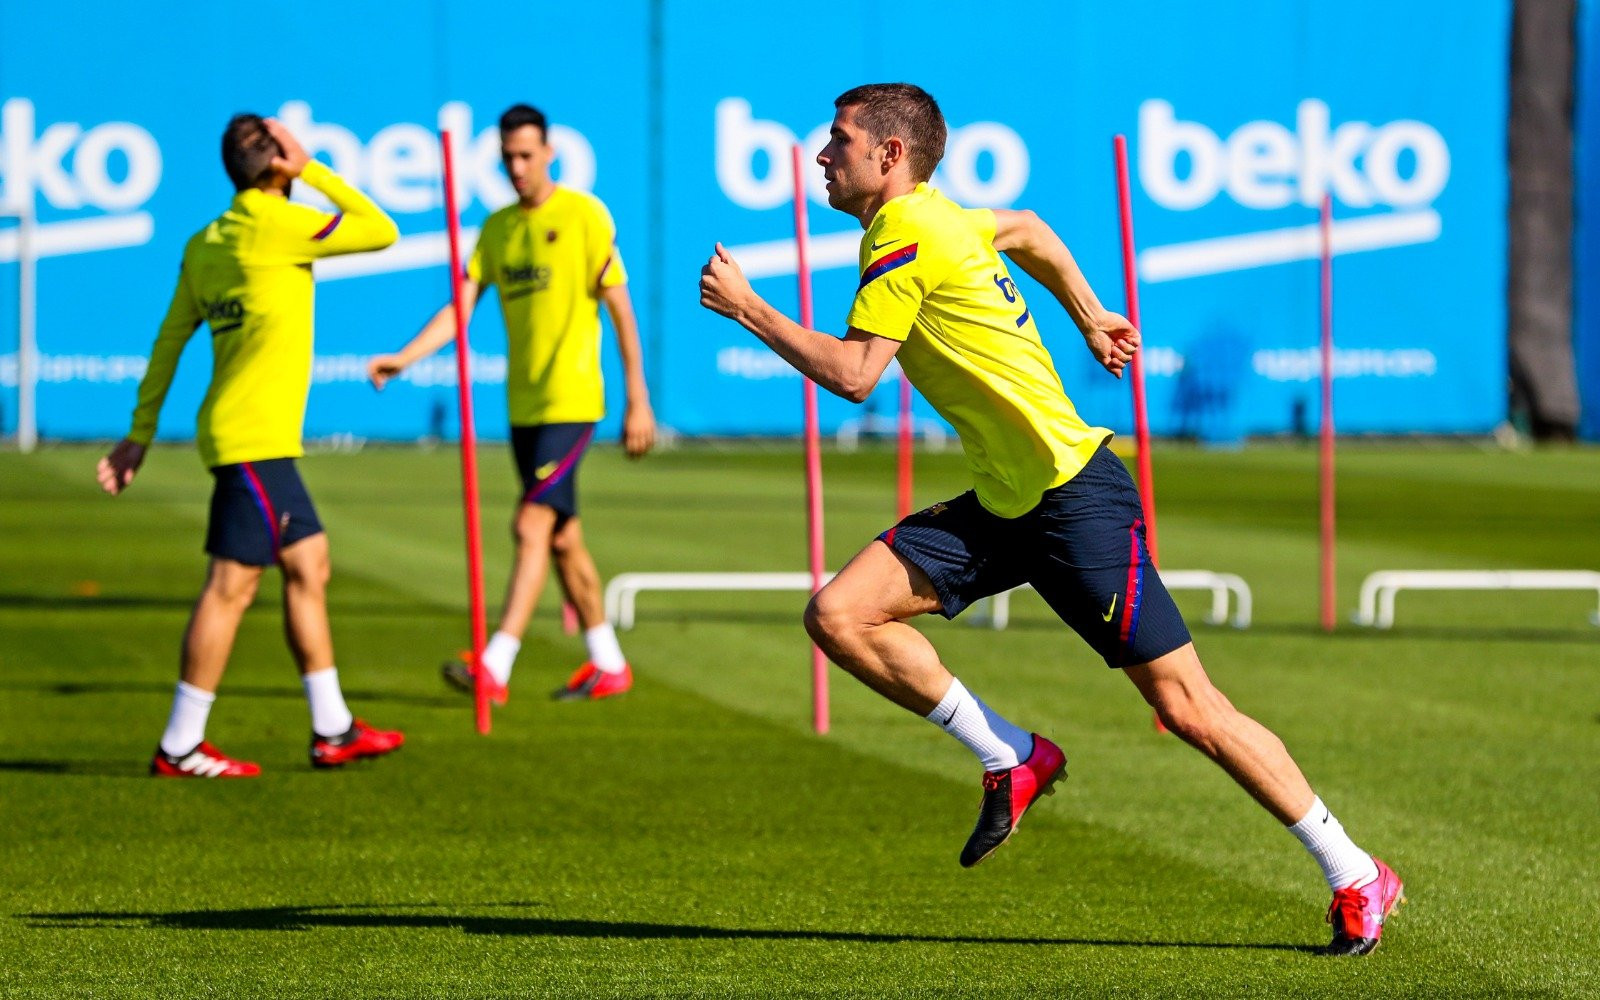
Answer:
[{"xmin": 546, "ymin": 230, "xmax": 558, "ymax": 243}]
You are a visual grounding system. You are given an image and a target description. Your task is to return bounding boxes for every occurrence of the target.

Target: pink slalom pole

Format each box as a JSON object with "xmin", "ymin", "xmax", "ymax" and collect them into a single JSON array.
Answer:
[
  {"xmin": 792, "ymin": 144, "xmax": 829, "ymax": 735},
  {"xmin": 1319, "ymin": 194, "xmax": 1337, "ymax": 633},
  {"xmin": 1114, "ymin": 134, "xmax": 1166, "ymax": 734},
  {"xmin": 1112, "ymin": 135, "xmax": 1159, "ymax": 564},
  {"xmin": 441, "ymin": 130, "xmax": 491, "ymax": 735},
  {"xmin": 897, "ymin": 373, "xmax": 914, "ymax": 521}
]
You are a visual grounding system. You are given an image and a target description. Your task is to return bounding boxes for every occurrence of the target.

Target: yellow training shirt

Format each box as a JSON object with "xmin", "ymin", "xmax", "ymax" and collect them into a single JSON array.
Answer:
[
  {"xmin": 467, "ymin": 186, "xmax": 627, "ymax": 425},
  {"xmin": 128, "ymin": 160, "xmax": 399, "ymax": 467},
  {"xmin": 847, "ymin": 184, "xmax": 1111, "ymax": 518}
]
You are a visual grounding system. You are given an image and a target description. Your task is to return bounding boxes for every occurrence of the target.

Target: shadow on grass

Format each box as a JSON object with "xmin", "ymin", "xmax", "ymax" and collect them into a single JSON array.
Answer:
[
  {"xmin": 0, "ymin": 759, "xmax": 144, "ymax": 778},
  {"xmin": 19, "ymin": 902, "xmax": 1319, "ymax": 952},
  {"xmin": 0, "ymin": 592, "xmax": 451, "ymax": 618},
  {"xmin": 0, "ymin": 680, "xmax": 460, "ymax": 708}
]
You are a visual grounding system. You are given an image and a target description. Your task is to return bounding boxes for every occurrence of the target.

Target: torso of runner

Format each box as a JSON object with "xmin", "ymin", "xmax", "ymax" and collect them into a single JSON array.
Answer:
[{"xmin": 846, "ymin": 183, "xmax": 1112, "ymax": 519}]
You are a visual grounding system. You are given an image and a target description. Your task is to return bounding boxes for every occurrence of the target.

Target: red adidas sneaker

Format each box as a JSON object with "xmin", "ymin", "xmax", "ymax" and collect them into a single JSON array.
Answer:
[
  {"xmin": 959, "ymin": 734, "xmax": 1067, "ymax": 868},
  {"xmin": 1324, "ymin": 857, "xmax": 1405, "ymax": 956},
  {"xmin": 310, "ymin": 719, "xmax": 405, "ymax": 768},
  {"xmin": 150, "ymin": 741, "xmax": 261, "ymax": 779},
  {"xmin": 551, "ymin": 661, "xmax": 632, "ymax": 701},
  {"xmin": 441, "ymin": 653, "xmax": 508, "ymax": 706}
]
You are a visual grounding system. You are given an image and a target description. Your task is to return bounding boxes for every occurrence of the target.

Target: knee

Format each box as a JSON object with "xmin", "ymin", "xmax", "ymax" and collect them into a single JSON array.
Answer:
[
  {"xmin": 803, "ymin": 588, "xmax": 858, "ymax": 651},
  {"xmin": 281, "ymin": 543, "xmax": 331, "ymax": 591},
  {"xmin": 549, "ymin": 525, "xmax": 580, "ymax": 559},
  {"xmin": 513, "ymin": 507, "xmax": 555, "ymax": 549},
  {"xmin": 1151, "ymin": 688, "xmax": 1229, "ymax": 755},
  {"xmin": 207, "ymin": 567, "xmax": 261, "ymax": 609}
]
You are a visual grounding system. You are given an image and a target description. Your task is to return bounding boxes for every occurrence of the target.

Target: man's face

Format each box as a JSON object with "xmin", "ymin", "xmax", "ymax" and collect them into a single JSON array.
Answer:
[
  {"xmin": 501, "ymin": 124, "xmax": 554, "ymax": 196},
  {"xmin": 816, "ymin": 105, "xmax": 885, "ymax": 215}
]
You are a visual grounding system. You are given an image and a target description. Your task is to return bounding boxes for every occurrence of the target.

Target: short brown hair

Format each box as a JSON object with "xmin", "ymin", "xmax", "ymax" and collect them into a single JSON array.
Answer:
[{"xmin": 833, "ymin": 83, "xmax": 947, "ymax": 182}]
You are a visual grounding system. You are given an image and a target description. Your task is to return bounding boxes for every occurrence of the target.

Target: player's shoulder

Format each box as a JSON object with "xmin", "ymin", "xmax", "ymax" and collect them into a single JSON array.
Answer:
[
  {"xmin": 481, "ymin": 202, "xmax": 522, "ymax": 234},
  {"xmin": 558, "ymin": 187, "xmax": 616, "ymax": 226}
]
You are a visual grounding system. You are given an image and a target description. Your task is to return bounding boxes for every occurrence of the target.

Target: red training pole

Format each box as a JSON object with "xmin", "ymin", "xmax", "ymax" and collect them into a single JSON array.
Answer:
[
  {"xmin": 1114, "ymin": 134, "xmax": 1167, "ymax": 734},
  {"xmin": 1113, "ymin": 135, "xmax": 1159, "ymax": 565},
  {"xmin": 792, "ymin": 144, "xmax": 830, "ymax": 735},
  {"xmin": 1319, "ymin": 194, "xmax": 1337, "ymax": 633},
  {"xmin": 440, "ymin": 130, "xmax": 491, "ymax": 735},
  {"xmin": 897, "ymin": 372, "xmax": 914, "ymax": 521}
]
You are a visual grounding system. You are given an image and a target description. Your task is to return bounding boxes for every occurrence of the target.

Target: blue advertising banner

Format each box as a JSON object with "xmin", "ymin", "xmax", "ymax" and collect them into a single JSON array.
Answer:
[
  {"xmin": 0, "ymin": 0, "xmax": 1511, "ymax": 448},
  {"xmin": 1578, "ymin": 0, "xmax": 1600, "ymax": 441}
]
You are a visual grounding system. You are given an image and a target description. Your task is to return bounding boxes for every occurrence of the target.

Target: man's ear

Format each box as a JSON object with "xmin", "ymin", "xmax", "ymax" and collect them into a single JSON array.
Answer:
[{"xmin": 881, "ymin": 137, "xmax": 905, "ymax": 175}]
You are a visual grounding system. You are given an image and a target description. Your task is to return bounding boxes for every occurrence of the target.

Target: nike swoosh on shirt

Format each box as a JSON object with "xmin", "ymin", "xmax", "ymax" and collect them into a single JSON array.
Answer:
[{"xmin": 869, "ymin": 238, "xmax": 901, "ymax": 251}]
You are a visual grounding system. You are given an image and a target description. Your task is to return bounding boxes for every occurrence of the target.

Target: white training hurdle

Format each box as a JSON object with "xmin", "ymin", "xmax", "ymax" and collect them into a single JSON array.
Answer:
[
  {"xmin": 969, "ymin": 571, "xmax": 1254, "ymax": 630},
  {"xmin": 606, "ymin": 572, "xmax": 835, "ymax": 630},
  {"xmin": 604, "ymin": 569, "xmax": 1252, "ymax": 631},
  {"xmin": 1354, "ymin": 570, "xmax": 1600, "ymax": 629}
]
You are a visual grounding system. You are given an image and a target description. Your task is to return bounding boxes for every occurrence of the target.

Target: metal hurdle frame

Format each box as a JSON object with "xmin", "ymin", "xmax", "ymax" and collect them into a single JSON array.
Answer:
[
  {"xmin": 1354, "ymin": 570, "xmax": 1600, "ymax": 629},
  {"xmin": 604, "ymin": 570, "xmax": 1253, "ymax": 632},
  {"xmin": 1, "ymin": 204, "xmax": 38, "ymax": 453}
]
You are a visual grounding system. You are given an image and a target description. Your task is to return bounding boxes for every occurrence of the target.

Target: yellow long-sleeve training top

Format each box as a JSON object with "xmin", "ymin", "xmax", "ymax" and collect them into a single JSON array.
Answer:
[{"xmin": 128, "ymin": 160, "xmax": 399, "ymax": 467}]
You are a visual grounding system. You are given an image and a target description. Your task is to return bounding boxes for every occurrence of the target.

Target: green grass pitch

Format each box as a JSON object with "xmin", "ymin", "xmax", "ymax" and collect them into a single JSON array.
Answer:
[{"xmin": 2, "ymin": 441, "xmax": 1598, "ymax": 998}]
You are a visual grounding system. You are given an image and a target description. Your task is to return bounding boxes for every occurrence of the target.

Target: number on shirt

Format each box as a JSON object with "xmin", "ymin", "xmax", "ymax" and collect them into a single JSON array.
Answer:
[{"xmin": 993, "ymin": 274, "xmax": 1031, "ymax": 329}]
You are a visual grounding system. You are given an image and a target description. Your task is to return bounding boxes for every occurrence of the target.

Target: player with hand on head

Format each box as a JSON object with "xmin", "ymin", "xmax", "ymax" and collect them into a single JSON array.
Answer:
[
  {"xmin": 699, "ymin": 83, "xmax": 1402, "ymax": 957},
  {"xmin": 99, "ymin": 115, "xmax": 405, "ymax": 777},
  {"xmin": 369, "ymin": 103, "xmax": 655, "ymax": 704}
]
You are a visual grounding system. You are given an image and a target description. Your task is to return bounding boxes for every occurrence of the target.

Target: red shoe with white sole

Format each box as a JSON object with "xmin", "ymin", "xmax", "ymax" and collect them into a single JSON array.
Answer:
[
  {"xmin": 310, "ymin": 719, "xmax": 405, "ymax": 768},
  {"xmin": 150, "ymin": 741, "xmax": 261, "ymax": 779},
  {"xmin": 551, "ymin": 661, "xmax": 632, "ymax": 701},
  {"xmin": 959, "ymin": 735, "xmax": 1067, "ymax": 867}
]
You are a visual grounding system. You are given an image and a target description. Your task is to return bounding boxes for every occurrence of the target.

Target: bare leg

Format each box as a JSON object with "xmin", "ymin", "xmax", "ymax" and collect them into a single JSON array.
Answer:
[
  {"xmin": 180, "ymin": 558, "xmax": 265, "ymax": 692},
  {"xmin": 1124, "ymin": 643, "xmax": 1316, "ymax": 824},
  {"xmin": 550, "ymin": 517, "xmax": 606, "ymax": 630},
  {"xmin": 279, "ymin": 533, "xmax": 334, "ymax": 675},
  {"xmin": 803, "ymin": 540, "xmax": 949, "ymax": 714},
  {"xmin": 496, "ymin": 503, "xmax": 560, "ymax": 638}
]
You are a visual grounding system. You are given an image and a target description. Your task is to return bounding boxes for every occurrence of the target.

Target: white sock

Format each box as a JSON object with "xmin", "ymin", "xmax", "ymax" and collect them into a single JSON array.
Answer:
[
  {"xmin": 584, "ymin": 623, "xmax": 627, "ymax": 674},
  {"xmin": 482, "ymin": 631, "xmax": 521, "ymax": 685},
  {"xmin": 302, "ymin": 667, "xmax": 354, "ymax": 739},
  {"xmin": 1287, "ymin": 796, "xmax": 1381, "ymax": 890},
  {"xmin": 926, "ymin": 677, "xmax": 1034, "ymax": 771},
  {"xmin": 159, "ymin": 681, "xmax": 216, "ymax": 757}
]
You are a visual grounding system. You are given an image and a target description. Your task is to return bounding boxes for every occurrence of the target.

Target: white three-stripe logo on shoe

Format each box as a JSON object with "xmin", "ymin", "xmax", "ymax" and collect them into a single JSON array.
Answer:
[{"xmin": 178, "ymin": 751, "xmax": 230, "ymax": 777}]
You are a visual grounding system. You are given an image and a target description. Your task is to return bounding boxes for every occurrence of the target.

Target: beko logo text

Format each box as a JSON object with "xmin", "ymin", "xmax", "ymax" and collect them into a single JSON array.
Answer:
[
  {"xmin": 716, "ymin": 98, "xmax": 1029, "ymax": 210},
  {"xmin": 0, "ymin": 98, "xmax": 162, "ymax": 212},
  {"xmin": 1139, "ymin": 99, "xmax": 1450, "ymax": 211},
  {"xmin": 277, "ymin": 100, "xmax": 596, "ymax": 214}
]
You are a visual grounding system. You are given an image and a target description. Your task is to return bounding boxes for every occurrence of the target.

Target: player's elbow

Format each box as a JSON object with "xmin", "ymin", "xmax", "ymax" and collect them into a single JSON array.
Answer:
[
  {"xmin": 371, "ymin": 215, "xmax": 401, "ymax": 249},
  {"xmin": 836, "ymin": 376, "xmax": 874, "ymax": 404}
]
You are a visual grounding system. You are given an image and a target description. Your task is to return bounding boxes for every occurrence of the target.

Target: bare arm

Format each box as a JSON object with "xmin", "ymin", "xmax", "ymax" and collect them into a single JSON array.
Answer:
[
  {"xmin": 367, "ymin": 279, "xmax": 485, "ymax": 389},
  {"xmin": 991, "ymin": 209, "xmax": 1138, "ymax": 379},
  {"xmin": 700, "ymin": 244, "xmax": 901, "ymax": 403},
  {"xmin": 599, "ymin": 282, "xmax": 656, "ymax": 457}
]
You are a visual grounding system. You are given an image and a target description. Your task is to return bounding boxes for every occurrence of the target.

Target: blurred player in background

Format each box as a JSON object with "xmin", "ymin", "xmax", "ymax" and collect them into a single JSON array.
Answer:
[
  {"xmin": 98, "ymin": 115, "xmax": 405, "ymax": 777},
  {"xmin": 369, "ymin": 103, "xmax": 655, "ymax": 704},
  {"xmin": 700, "ymin": 83, "xmax": 1403, "ymax": 956}
]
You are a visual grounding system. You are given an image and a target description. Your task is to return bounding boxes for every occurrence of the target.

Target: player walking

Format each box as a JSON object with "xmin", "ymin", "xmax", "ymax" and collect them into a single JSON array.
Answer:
[
  {"xmin": 369, "ymin": 104, "xmax": 655, "ymax": 703},
  {"xmin": 98, "ymin": 115, "xmax": 405, "ymax": 777},
  {"xmin": 699, "ymin": 83, "xmax": 1402, "ymax": 956}
]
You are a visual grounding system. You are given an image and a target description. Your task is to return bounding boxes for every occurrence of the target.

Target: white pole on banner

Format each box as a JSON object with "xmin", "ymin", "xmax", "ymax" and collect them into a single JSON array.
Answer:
[{"xmin": 2, "ymin": 204, "xmax": 37, "ymax": 452}]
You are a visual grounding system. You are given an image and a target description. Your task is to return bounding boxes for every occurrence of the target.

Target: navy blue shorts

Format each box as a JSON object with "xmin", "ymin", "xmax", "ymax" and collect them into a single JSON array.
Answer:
[
  {"xmin": 511, "ymin": 422, "xmax": 595, "ymax": 520},
  {"xmin": 205, "ymin": 458, "xmax": 324, "ymax": 566},
  {"xmin": 881, "ymin": 445, "xmax": 1191, "ymax": 668}
]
